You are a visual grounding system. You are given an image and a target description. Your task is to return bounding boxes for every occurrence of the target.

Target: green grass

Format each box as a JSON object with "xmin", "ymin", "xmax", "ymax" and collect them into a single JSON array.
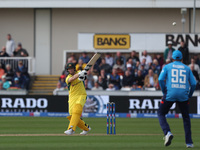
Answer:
[{"xmin": 0, "ymin": 117, "xmax": 200, "ymax": 150}]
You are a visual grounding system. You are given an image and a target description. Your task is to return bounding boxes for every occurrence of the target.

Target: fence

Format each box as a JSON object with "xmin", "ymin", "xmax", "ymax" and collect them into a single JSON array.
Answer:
[{"xmin": 0, "ymin": 57, "xmax": 35, "ymax": 74}]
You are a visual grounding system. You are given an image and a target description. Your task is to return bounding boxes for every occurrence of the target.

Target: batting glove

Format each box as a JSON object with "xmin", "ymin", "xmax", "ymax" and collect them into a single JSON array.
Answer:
[
  {"xmin": 78, "ymin": 70, "xmax": 87, "ymax": 77},
  {"xmin": 84, "ymin": 66, "xmax": 91, "ymax": 71}
]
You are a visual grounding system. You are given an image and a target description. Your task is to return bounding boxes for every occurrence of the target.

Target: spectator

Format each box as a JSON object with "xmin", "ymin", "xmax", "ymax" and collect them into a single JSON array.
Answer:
[
  {"xmin": 113, "ymin": 58, "xmax": 125, "ymax": 76},
  {"xmin": 4, "ymin": 64, "xmax": 14, "ymax": 82},
  {"xmin": 2, "ymin": 75, "xmax": 10, "ymax": 89},
  {"xmin": 151, "ymin": 64, "xmax": 160, "ymax": 76},
  {"xmin": 164, "ymin": 41, "xmax": 175, "ymax": 62},
  {"xmin": 59, "ymin": 75, "xmax": 67, "ymax": 88},
  {"xmin": 152, "ymin": 59, "xmax": 161, "ymax": 71},
  {"xmin": 53, "ymin": 82, "xmax": 64, "ymax": 95},
  {"xmin": 97, "ymin": 75, "xmax": 107, "ymax": 90},
  {"xmin": 162, "ymin": 58, "xmax": 171, "ymax": 69},
  {"xmin": 140, "ymin": 50, "xmax": 152, "ymax": 66},
  {"xmin": 68, "ymin": 54, "xmax": 77, "ymax": 65},
  {"xmin": 99, "ymin": 58, "xmax": 112, "ymax": 74},
  {"xmin": 105, "ymin": 53, "xmax": 114, "ymax": 67},
  {"xmin": 0, "ymin": 46, "xmax": 9, "ymax": 57},
  {"xmin": 155, "ymin": 54, "xmax": 164, "ymax": 69},
  {"xmin": 108, "ymin": 68, "xmax": 121, "ymax": 90},
  {"xmin": 84, "ymin": 79, "xmax": 91, "ymax": 90},
  {"xmin": 11, "ymin": 77, "xmax": 22, "ymax": 89},
  {"xmin": 13, "ymin": 43, "xmax": 29, "ymax": 57},
  {"xmin": 76, "ymin": 59, "xmax": 87, "ymax": 71},
  {"xmin": 144, "ymin": 69, "xmax": 159, "ymax": 89},
  {"xmin": 193, "ymin": 55, "xmax": 200, "ymax": 67},
  {"xmin": 114, "ymin": 51, "xmax": 126, "ymax": 66},
  {"xmin": 6, "ymin": 34, "xmax": 15, "ymax": 56},
  {"xmin": 126, "ymin": 63, "xmax": 134, "ymax": 76},
  {"xmin": 139, "ymin": 58, "xmax": 149, "ymax": 70},
  {"xmin": 91, "ymin": 82, "xmax": 103, "ymax": 90},
  {"xmin": 134, "ymin": 70, "xmax": 144, "ymax": 88},
  {"xmin": 188, "ymin": 58, "xmax": 200, "ymax": 76},
  {"xmin": 140, "ymin": 64, "xmax": 148, "ymax": 77},
  {"xmin": 79, "ymin": 52, "xmax": 90, "ymax": 63},
  {"xmin": 106, "ymin": 83, "xmax": 115, "ymax": 91},
  {"xmin": 178, "ymin": 41, "xmax": 189, "ymax": 64},
  {"xmin": 62, "ymin": 64, "xmax": 69, "ymax": 77},
  {"xmin": 13, "ymin": 70, "xmax": 26, "ymax": 89},
  {"xmin": 122, "ymin": 70, "xmax": 134, "ymax": 88},
  {"xmin": 127, "ymin": 51, "xmax": 139, "ymax": 66},
  {"xmin": 190, "ymin": 64, "xmax": 200, "ymax": 90},
  {"xmin": 0, "ymin": 82, "xmax": 3, "ymax": 90},
  {"xmin": 99, "ymin": 69, "xmax": 107, "ymax": 80},
  {"xmin": 0, "ymin": 64, "xmax": 5, "ymax": 80},
  {"xmin": 86, "ymin": 70, "xmax": 94, "ymax": 89},
  {"xmin": 16, "ymin": 61, "xmax": 30, "ymax": 89}
]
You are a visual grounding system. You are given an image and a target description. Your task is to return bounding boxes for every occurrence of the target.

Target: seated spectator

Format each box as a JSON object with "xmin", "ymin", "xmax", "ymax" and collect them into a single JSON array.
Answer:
[
  {"xmin": 84, "ymin": 79, "xmax": 91, "ymax": 90},
  {"xmin": 13, "ymin": 70, "xmax": 26, "ymax": 89},
  {"xmin": 99, "ymin": 69, "xmax": 107, "ymax": 80},
  {"xmin": 98, "ymin": 75, "xmax": 107, "ymax": 90},
  {"xmin": 16, "ymin": 60, "xmax": 30, "ymax": 89},
  {"xmin": 152, "ymin": 59, "xmax": 161, "ymax": 71},
  {"xmin": 151, "ymin": 64, "xmax": 160, "ymax": 76},
  {"xmin": 68, "ymin": 54, "xmax": 77, "ymax": 65},
  {"xmin": 0, "ymin": 64, "xmax": 5, "ymax": 80},
  {"xmin": 190, "ymin": 64, "xmax": 200, "ymax": 89},
  {"xmin": 193, "ymin": 55, "xmax": 200, "ymax": 67},
  {"xmin": 126, "ymin": 63, "xmax": 134, "ymax": 76},
  {"xmin": 76, "ymin": 59, "xmax": 87, "ymax": 71},
  {"xmin": 13, "ymin": 43, "xmax": 29, "ymax": 57},
  {"xmin": 127, "ymin": 57, "xmax": 139, "ymax": 71},
  {"xmin": 0, "ymin": 46, "xmax": 9, "ymax": 57},
  {"xmin": 155, "ymin": 54, "xmax": 164, "ymax": 68},
  {"xmin": 11, "ymin": 77, "xmax": 22, "ymax": 89},
  {"xmin": 122, "ymin": 70, "xmax": 134, "ymax": 88},
  {"xmin": 4, "ymin": 64, "xmax": 14, "ymax": 82},
  {"xmin": 0, "ymin": 82, "xmax": 3, "ymax": 90},
  {"xmin": 138, "ymin": 58, "xmax": 149, "ymax": 70},
  {"xmin": 93, "ymin": 57, "xmax": 102, "ymax": 75},
  {"xmin": 2, "ymin": 75, "xmax": 11, "ymax": 89},
  {"xmin": 79, "ymin": 52, "xmax": 90, "ymax": 63},
  {"xmin": 139, "ymin": 64, "xmax": 148, "ymax": 77},
  {"xmin": 106, "ymin": 83, "xmax": 115, "ymax": 91},
  {"xmin": 87, "ymin": 70, "xmax": 94, "ymax": 89},
  {"xmin": 108, "ymin": 68, "xmax": 121, "ymax": 90},
  {"xmin": 188, "ymin": 58, "xmax": 200, "ymax": 76},
  {"xmin": 140, "ymin": 50, "xmax": 152, "ymax": 66},
  {"xmin": 127, "ymin": 51, "xmax": 139, "ymax": 66},
  {"xmin": 162, "ymin": 58, "xmax": 171, "ymax": 69},
  {"xmin": 105, "ymin": 53, "xmax": 114, "ymax": 67},
  {"xmin": 99, "ymin": 58, "xmax": 112, "ymax": 74},
  {"xmin": 91, "ymin": 82, "xmax": 103, "ymax": 90},
  {"xmin": 53, "ymin": 82, "xmax": 65, "ymax": 95},
  {"xmin": 144, "ymin": 69, "xmax": 159, "ymax": 90},
  {"xmin": 113, "ymin": 58, "xmax": 125, "ymax": 76},
  {"xmin": 134, "ymin": 70, "xmax": 144, "ymax": 89},
  {"xmin": 114, "ymin": 51, "xmax": 126, "ymax": 66},
  {"xmin": 59, "ymin": 75, "xmax": 67, "ymax": 88}
]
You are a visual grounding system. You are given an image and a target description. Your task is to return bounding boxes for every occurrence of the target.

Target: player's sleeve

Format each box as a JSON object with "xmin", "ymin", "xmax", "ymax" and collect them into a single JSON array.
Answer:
[
  {"xmin": 188, "ymin": 69, "xmax": 197, "ymax": 98},
  {"xmin": 158, "ymin": 66, "xmax": 167, "ymax": 94},
  {"xmin": 65, "ymin": 75, "xmax": 71, "ymax": 84}
]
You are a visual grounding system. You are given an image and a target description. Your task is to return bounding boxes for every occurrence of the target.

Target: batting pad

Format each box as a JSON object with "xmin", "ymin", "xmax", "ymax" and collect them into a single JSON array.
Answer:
[
  {"xmin": 67, "ymin": 116, "xmax": 89, "ymax": 131},
  {"xmin": 67, "ymin": 104, "xmax": 83, "ymax": 131}
]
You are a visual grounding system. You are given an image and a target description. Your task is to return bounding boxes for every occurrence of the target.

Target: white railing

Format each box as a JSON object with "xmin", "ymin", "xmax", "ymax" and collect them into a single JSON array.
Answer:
[{"xmin": 0, "ymin": 57, "xmax": 35, "ymax": 74}]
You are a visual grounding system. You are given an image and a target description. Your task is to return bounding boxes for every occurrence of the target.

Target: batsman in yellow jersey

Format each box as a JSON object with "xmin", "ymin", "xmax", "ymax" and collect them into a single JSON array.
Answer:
[{"xmin": 64, "ymin": 63, "xmax": 91, "ymax": 135}]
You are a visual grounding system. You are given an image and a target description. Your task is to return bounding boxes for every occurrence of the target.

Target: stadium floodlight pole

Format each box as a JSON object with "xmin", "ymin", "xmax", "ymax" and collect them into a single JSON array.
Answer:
[
  {"xmin": 193, "ymin": 0, "xmax": 196, "ymax": 33},
  {"xmin": 181, "ymin": 8, "xmax": 187, "ymax": 33}
]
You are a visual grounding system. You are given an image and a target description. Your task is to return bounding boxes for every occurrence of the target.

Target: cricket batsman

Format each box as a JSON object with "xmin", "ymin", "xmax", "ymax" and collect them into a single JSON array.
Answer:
[
  {"xmin": 158, "ymin": 50, "xmax": 196, "ymax": 148},
  {"xmin": 64, "ymin": 63, "xmax": 91, "ymax": 135}
]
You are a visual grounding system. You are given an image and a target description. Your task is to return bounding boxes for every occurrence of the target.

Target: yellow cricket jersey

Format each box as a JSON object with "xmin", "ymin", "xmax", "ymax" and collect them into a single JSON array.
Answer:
[{"xmin": 66, "ymin": 71, "xmax": 87, "ymax": 99}]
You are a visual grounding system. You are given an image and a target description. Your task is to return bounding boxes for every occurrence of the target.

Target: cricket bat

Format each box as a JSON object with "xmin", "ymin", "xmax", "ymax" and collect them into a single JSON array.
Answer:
[{"xmin": 84, "ymin": 53, "xmax": 101, "ymax": 71}]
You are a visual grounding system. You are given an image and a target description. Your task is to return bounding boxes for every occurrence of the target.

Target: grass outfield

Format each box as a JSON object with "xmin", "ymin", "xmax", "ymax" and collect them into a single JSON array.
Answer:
[{"xmin": 0, "ymin": 117, "xmax": 199, "ymax": 150}]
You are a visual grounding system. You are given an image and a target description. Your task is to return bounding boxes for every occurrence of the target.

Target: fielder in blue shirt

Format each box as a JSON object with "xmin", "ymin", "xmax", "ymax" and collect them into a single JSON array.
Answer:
[{"xmin": 158, "ymin": 50, "xmax": 196, "ymax": 148}]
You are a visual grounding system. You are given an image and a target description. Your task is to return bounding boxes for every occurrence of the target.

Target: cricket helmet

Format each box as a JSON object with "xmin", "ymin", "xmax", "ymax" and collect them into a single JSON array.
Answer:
[{"xmin": 66, "ymin": 63, "xmax": 75, "ymax": 70}]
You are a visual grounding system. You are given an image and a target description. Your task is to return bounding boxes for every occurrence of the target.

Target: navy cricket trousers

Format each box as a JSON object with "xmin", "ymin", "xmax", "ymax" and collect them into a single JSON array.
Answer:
[{"xmin": 158, "ymin": 99, "xmax": 193, "ymax": 144}]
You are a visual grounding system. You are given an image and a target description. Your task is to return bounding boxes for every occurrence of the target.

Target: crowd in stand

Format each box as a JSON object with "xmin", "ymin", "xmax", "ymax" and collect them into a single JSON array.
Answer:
[
  {"xmin": 54, "ymin": 41, "xmax": 200, "ymax": 94},
  {"xmin": 0, "ymin": 34, "xmax": 30, "ymax": 90}
]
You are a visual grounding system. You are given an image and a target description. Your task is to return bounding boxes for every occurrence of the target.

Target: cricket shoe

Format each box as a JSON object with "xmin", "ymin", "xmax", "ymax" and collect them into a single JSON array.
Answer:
[
  {"xmin": 186, "ymin": 144, "xmax": 194, "ymax": 148},
  {"xmin": 80, "ymin": 126, "xmax": 91, "ymax": 135},
  {"xmin": 64, "ymin": 129, "xmax": 75, "ymax": 135},
  {"xmin": 164, "ymin": 131, "xmax": 173, "ymax": 146}
]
